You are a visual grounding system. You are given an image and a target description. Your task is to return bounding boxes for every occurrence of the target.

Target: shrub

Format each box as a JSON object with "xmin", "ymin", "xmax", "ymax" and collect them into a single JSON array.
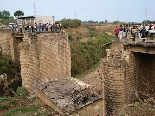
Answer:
[
  {"xmin": 76, "ymin": 35, "xmax": 82, "ymax": 41},
  {"xmin": 0, "ymin": 97, "xmax": 13, "ymax": 103},
  {"xmin": 0, "ymin": 52, "xmax": 19, "ymax": 79},
  {"xmin": 86, "ymin": 26, "xmax": 96, "ymax": 37},
  {"xmin": 10, "ymin": 99, "xmax": 19, "ymax": 106},
  {"xmin": 60, "ymin": 18, "xmax": 81, "ymax": 29},
  {"xmin": 68, "ymin": 33, "xmax": 73, "ymax": 41},
  {"xmin": 71, "ymin": 32, "xmax": 112, "ymax": 77},
  {"xmin": 16, "ymin": 86, "xmax": 28, "ymax": 98},
  {"xmin": 0, "ymin": 104, "xmax": 9, "ymax": 111},
  {"xmin": 0, "ymin": 97, "xmax": 18, "ymax": 111}
]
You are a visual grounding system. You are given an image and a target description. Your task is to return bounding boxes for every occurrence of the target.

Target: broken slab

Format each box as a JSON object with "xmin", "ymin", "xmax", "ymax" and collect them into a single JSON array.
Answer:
[{"xmin": 33, "ymin": 78, "xmax": 101, "ymax": 115}]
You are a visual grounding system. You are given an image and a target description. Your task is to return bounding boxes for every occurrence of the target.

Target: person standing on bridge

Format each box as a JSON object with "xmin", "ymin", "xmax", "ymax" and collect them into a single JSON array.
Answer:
[
  {"xmin": 118, "ymin": 25, "xmax": 123, "ymax": 40},
  {"xmin": 139, "ymin": 24, "xmax": 143, "ymax": 38},
  {"xmin": 114, "ymin": 26, "xmax": 119, "ymax": 40},
  {"xmin": 123, "ymin": 25, "xmax": 128, "ymax": 39},
  {"xmin": 141, "ymin": 25, "xmax": 146, "ymax": 38},
  {"xmin": 145, "ymin": 24, "xmax": 149, "ymax": 38}
]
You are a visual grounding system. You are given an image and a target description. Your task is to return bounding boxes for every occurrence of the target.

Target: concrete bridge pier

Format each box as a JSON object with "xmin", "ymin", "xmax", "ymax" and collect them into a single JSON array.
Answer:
[{"xmin": 103, "ymin": 41, "xmax": 138, "ymax": 116}]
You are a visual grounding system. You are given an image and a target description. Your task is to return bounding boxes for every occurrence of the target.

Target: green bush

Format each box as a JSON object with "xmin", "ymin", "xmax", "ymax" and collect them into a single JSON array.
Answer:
[
  {"xmin": 10, "ymin": 99, "xmax": 19, "ymax": 106},
  {"xmin": 16, "ymin": 87, "xmax": 28, "ymax": 98},
  {"xmin": 71, "ymin": 31, "xmax": 112, "ymax": 77},
  {"xmin": 68, "ymin": 33, "xmax": 73, "ymax": 41},
  {"xmin": 0, "ymin": 105, "xmax": 9, "ymax": 111},
  {"xmin": 60, "ymin": 18, "xmax": 81, "ymax": 29},
  {"xmin": 76, "ymin": 35, "xmax": 82, "ymax": 41},
  {"xmin": 86, "ymin": 26, "xmax": 96, "ymax": 38},
  {"xmin": 0, "ymin": 97, "xmax": 13, "ymax": 103},
  {"xmin": 0, "ymin": 97, "xmax": 17, "ymax": 110},
  {"xmin": 0, "ymin": 52, "xmax": 21, "ymax": 96},
  {"xmin": 0, "ymin": 52, "xmax": 19, "ymax": 79}
]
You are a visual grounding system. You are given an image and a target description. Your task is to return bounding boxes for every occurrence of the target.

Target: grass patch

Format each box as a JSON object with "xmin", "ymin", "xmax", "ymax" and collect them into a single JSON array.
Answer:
[
  {"xmin": 16, "ymin": 86, "xmax": 28, "ymax": 99},
  {"xmin": 0, "ymin": 97, "xmax": 18, "ymax": 111},
  {"xmin": 0, "ymin": 105, "xmax": 9, "ymax": 111},
  {"xmin": 3, "ymin": 105, "xmax": 39, "ymax": 116},
  {"xmin": 10, "ymin": 99, "xmax": 19, "ymax": 106},
  {"xmin": 0, "ymin": 97, "xmax": 13, "ymax": 103}
]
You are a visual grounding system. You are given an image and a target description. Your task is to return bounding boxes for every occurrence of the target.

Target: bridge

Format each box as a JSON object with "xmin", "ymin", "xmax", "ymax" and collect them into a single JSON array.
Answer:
[
  {"xmin": 1, "ymin": 29, "xmax": 155, "ymax": 115},
  {"xmin": 103, "ymin": 38, "xmax": 155, "ymax": 115}
]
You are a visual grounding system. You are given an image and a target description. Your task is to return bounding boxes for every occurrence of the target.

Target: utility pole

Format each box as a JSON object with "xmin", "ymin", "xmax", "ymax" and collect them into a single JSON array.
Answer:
[
  {"xmin": 145, "ymin": 5, "xmax": 147, "ymax": 24},
  {"xmin": 34, "ymin": 2, "xmax": 36, "ymax": 16},
  {"xmin": 75, "ymin": 12, "xmax": 76, "ymax": 19},
  {"xmin": 34, "ymin": 2, "xmax": 36, "ymax": 24}
]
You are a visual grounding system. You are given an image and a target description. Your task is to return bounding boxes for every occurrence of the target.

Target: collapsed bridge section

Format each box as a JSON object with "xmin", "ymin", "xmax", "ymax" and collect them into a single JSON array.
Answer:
[
  {"xmin": 103, "ymin": 39, "xmax": 155, "ymax": 116},
  {"xmin": 34, "ymin": 78, "xmax": 102, "ymax": 116}
]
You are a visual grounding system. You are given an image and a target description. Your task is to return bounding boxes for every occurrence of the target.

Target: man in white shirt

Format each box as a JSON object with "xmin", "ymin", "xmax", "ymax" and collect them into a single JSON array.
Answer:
[
  {"xmin": 145, "ymin": 24, "xmax": 149, "ymax": 38},
  {"xmin": 151, "ymin": 24, "xmax": 154, "ymax": 30}
]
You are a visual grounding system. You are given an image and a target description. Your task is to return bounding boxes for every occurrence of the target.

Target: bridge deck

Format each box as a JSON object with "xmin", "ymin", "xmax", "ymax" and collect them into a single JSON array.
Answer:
[{"xmin": 112, "ymin": 38, "xmax": 155, "ymax": 54}]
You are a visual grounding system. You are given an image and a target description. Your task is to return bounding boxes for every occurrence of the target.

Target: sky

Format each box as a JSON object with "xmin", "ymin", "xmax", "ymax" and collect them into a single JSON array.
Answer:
[{"xmin": 0, "ymin": 0, "xmax": 155, "ymax": 23}]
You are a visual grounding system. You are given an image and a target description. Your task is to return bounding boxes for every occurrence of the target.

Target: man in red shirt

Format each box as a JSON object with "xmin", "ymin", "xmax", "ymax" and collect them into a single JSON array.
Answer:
[{"xmin": 114, "ymin": 26, "xmax": 119, "ymax": 40}]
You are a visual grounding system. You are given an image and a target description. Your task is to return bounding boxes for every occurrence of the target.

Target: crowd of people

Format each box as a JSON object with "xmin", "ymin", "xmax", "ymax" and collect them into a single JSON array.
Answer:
[
  {"xmin": 114, "ymin": 22, "xmax": 155, "ymax": 40},
  {"xmin": 11, "ymin": 22, "xmax": 61, "ymax": 33}
]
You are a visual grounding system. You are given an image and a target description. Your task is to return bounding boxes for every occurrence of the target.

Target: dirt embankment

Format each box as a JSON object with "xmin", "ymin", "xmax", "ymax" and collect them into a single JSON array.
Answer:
[
  {"xmin": 93, "ymin": 24, "xmax": 116, "ymax": 36},
  {"xmin": 64, "ymin": 24, "xmax": 116, "ymax": 40},
  {"xmin": 64, "ymin": 26, "xmax": 89, "ymax": 40}
]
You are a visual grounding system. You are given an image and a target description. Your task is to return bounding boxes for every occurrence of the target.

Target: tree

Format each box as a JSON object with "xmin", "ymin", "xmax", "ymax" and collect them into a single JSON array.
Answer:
[
  {"xmin": 142, "ymin": 20, "xmax": 151, "ymax": 24},
  {"xmin": 105, "ymin": 19, "xmax": 108, "ymax": 23},
  {"xmin": 113, "ymin": 21, "xmax": 120, "ymax": 24},
  {"xmin": 9, "ymin": 16, "xmax": 16, "ymax": 23},
  {"xmin": 99, "ymin": 21, "xmax": 105, "ymax": 24},
  {"xmin": 1, "ymin": 10, "xmax": 10, "ymax": 19},
  {"xmin": 0, "ymin": 11, "xmax": 2, "ymax": 19},
  {"xmin": 14, "ymin": 10, "xmax": 24, "ymax": 17},
  {"xmin": 0, "ymin": 10, "xmax": 16, "ymax": 25},
  {"xmin": 1, "ymin": 16, "xmax": 16, "ymax": 25},
  {"xmin": 60, "ymin": 18, "xmax": 81, "ymax": 29}
]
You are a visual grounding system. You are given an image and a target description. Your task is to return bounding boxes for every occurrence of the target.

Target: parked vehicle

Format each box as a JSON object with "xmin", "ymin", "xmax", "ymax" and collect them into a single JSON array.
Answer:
[
  {"xmin": 148, "ymin": 30, "xmax": 155, "ymax": 39},
  {"xmin": 8, "ymin": 23, "xmax": 16, "ymax": 28}
]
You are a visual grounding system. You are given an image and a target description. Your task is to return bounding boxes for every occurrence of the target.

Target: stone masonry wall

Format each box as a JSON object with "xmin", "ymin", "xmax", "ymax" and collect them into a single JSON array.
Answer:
[
  {"xmin": 19, "ymin": 32, "xmax": 71, "ymax": 92},
  {"xmin": 103, "ymin": 49, "xmax": 126, "ymax": 116},
  {"xmin": 103, "ymin": 41, "xmax": 155, "ymax": 116},
  {"xmin": 103, "ymin": 48, "xmax": 138, "ymax": 116},
  {"xmin": 0, "ymin": 31, "xmax": 14, "ymax": 60}
]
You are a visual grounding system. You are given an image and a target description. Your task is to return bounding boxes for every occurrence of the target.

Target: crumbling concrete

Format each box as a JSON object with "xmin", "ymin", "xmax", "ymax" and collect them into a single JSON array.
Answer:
[{"xmin": 34, "ymin": 78, "xmax": 101, "ymax": 115}]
